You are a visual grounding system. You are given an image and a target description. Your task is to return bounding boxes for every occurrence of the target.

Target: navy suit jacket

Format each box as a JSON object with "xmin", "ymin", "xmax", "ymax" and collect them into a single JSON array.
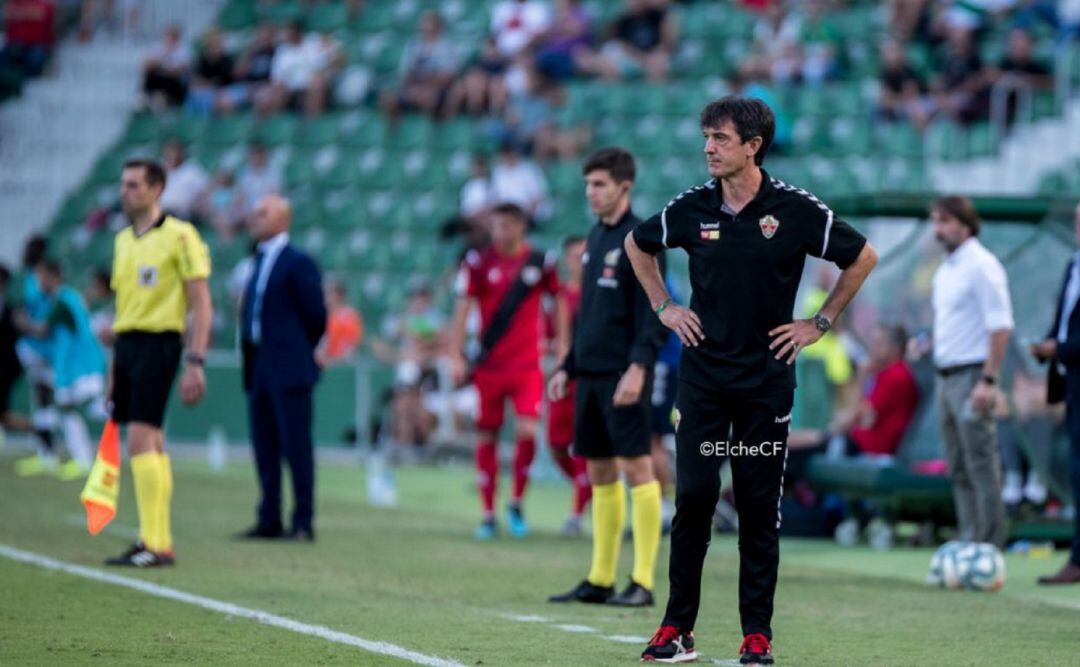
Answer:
[
  {"xmin": 242, "ymin": 245, "xmax": 327, "ymax": 392},
  {"xmin": 1045, "ymin": 258, "xmax": 1080, "ymax": 404}
]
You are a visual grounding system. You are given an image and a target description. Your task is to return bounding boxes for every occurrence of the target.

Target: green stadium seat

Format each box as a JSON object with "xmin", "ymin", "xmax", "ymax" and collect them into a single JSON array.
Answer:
[
  {"xmin": 251, "ymin": 114, "xmax": 298, "ymax": 146},
  {"xmin": 307, "ymin": 3, "xmax": 348, "ymax": 32},
  {"xmin": 258, "ymin": 0, "xmax": 301, "ymax": 25},
  {"xmin": 204, "ymin": 116, "xmax": 253, "ymax": 146},
  {"xmin": 293, "ymin": 116, "xmax": 341, "ymax": 148},
  {"xmin": 217, "ymin": 0, "xmax": 258, "ymax": 30}
]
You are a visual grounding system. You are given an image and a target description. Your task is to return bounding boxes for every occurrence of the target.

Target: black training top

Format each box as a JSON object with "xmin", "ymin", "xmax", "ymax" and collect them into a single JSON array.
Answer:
[
  {"xmin": 632, "ymin": 169, "xmax": 867, "ymax": 397},
  {"xmin": 562, "ymin": 209, "xmax": 668, "ymax": 378}
]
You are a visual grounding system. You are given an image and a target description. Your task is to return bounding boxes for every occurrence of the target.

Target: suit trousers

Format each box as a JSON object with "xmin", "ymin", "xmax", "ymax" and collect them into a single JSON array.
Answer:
[
  {"xmin": 936, "ymin": 366, "xmax": 1006, "ymax": 546},
  {"xmin": 248, "ymin": 380, "xmax": 315, "ymax": 532}
]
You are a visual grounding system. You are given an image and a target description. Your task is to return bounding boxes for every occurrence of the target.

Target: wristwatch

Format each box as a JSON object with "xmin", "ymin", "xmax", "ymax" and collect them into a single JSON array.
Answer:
[
  {"xmin": 185, "ymin": 353, "xmax": 205, "ymax": 367},
  {"xmin": 812, "ymin": 313, "xmax": 832, "ymax": 333},
  {"xmin": 980, "ymin": 374, "xmax": 997, "ymax": 385}
]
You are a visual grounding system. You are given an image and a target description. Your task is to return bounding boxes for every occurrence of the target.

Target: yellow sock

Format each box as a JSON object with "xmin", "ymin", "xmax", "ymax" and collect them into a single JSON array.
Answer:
[
  {"xmin": 587, "ymin": 480, "xmax": 625, "ymax": 588},
  {"xmin": 131, "ymin": 452, "xmax": 164, "ymax": 552},
  {"xmin": 631, "ymin": 480, "xmax": 662, "ymax": 591},
  {"xmin": 158, "ymin": 454, "xmax": 174, "ymax": 553}
]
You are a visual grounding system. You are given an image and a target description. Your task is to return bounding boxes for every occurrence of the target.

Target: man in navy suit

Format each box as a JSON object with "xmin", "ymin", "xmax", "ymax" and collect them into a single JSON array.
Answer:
[
  {"xmin": 1031, "ymin": 201, "xmax": 1080, "ymax": 585},
  {"xmin": 238, "ymin": 194, "xmax": 327, "ymax": 541}
]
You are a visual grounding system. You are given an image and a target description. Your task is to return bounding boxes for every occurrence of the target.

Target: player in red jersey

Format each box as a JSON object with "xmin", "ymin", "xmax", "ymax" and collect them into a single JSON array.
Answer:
[
  {"xmin": 547, "ymin": 235, "xmax": 592, "ymax": 535},
  {"xmin": 450, "ymin": 202, "xmax": 563, "ymax": 539}
]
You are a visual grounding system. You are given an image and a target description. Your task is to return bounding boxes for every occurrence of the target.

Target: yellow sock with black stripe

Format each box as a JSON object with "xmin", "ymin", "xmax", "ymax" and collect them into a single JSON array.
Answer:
[
  {"xmin": 131, "ymin": 452, "xmax": 165, "ymax": 552},
  {"xmin": 630, "ymin": 480, "xmax": 662, "ymax": 591},
  {"xmin": 587, "ymin": 480, "xmax": 625, "ymax": 588},
  {"xmin": 158, "ymin": 454, "xmax": 174, "ymax": 553}
]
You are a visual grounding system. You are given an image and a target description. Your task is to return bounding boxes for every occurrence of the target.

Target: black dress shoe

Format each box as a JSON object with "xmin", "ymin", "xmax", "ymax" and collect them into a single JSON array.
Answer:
[
  {"xmin": 548, "ymin": 579, "xmax": 613, "ymax": 603},
  {"xmin": 235, "ymin": 524, "xmax": 285, "ymax": 539},
  {"xmin": 607, "ymin": 579, "xmax": 654, "ymax": 607},
  {"xmin": 288, "ymin": 526, "xmax": 315, "ymax": 542}
]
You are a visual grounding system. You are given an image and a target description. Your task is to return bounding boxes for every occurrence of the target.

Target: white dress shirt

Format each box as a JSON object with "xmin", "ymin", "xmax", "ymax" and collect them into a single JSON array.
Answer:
[
  {"xmin": 249, "ymin": 232, "xmax": 290, "ymax": 343},
  {"xmin": 932, "ymin": 237, "xmax": 1014, "ymax": 367}
]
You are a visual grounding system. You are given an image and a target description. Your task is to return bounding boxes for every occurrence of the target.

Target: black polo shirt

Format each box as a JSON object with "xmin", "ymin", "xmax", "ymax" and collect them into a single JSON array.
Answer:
[
  {"xmin": 562, "ymin": 209, "xmax": 668, "ymax": 378},
  {"xmin": 632, "ymin": 169, "xmax": 867, "ymax": 397}
]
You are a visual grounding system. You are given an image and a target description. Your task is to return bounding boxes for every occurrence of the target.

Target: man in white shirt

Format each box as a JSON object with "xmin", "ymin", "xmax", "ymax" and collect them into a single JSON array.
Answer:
[
  {"xmin": 491, "ymin": 0, "xmax": 552, "ymax": 57},
  {"xmin": 237, "ymin": 143, "xmax": 283, "ymax": 219},
  {"xmin": 930, "ymin": 196, "xmax": 1012, "ymax": 547},
  {"xmin": 490, "ymin": 141, "xmax": 551, "ymax": 221},
  {"xmin": 1030, "ymin": 200, "xmax": 1080, "ymax": 584},
  {"xmin": 159, "ymin": 140, "xmax": 210, "ymax": 221}
]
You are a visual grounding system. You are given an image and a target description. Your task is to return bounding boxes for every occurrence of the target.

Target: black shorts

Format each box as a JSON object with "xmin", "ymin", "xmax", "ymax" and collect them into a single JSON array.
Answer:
[
  {"xmin": 650, "ymin": 361, "xmax": 678, "ymax": 436},
  {"xmin": 112, "ymin": 331, "xmax": 182, "ymax": 428},
  {"xmin": 0, "ymin": 365, "xmax": 22, "ymax": 414},
  {"xmin": 572, "ymin": 371, "xmax": 652, "ymax": 460}
]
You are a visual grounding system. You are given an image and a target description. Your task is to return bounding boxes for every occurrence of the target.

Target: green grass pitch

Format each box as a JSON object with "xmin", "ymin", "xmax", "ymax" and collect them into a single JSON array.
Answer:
[{"xmin": 1, "ymin": 450, "xmax": 1078, "ymax": 665}]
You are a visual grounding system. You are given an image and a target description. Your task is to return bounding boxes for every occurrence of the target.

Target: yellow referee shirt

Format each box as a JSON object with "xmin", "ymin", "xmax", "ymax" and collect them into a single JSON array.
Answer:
[{"xmin": 111, "ymin": 214, "xmax": 211, "ymax": 334}]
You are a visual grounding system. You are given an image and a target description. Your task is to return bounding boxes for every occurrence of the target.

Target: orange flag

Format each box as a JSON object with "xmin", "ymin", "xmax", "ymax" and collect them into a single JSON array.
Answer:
[{"xmin": 80, "ymin": 420, "xmax": 121, "ymax": 535}]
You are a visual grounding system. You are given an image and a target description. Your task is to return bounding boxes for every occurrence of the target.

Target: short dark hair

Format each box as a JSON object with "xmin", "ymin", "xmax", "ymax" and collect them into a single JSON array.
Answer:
[
  {"xmin": 22, "ymin": 235, "xmax": 48, "ymax": 268},
  {"xmin": 563, "ymin": 234, "xmax": 586, "ymax": 249},
  {"xmin": 699, "ymin": 96, "xmax": 776, "ymax": 166},
  {"xmin": 123, "ymin": 158, "xmax": 167, "ymax": 189},
  {"xmin": 491, "ymin": 202, "xmax": 528, "ymax": 223},
  {"xmin": 38, "ymin": 258, "xmax": 62, "ymax": 278},
  {"xmin": 582, "ymin": 147, "xmax": 636, "ymax": 183},
  {"xmin": 931, "ymin": 195, "xmax": 981, "ymax": 237},
  {"xmin": 879, "ymin": 323, "xmax": 909, "ymax": 352}
]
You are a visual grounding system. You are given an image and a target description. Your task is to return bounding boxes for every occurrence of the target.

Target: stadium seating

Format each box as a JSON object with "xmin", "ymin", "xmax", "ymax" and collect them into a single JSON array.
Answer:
[{"xmin": 43, "ymin": 0, "xmax": 1078, "ymax": 349}]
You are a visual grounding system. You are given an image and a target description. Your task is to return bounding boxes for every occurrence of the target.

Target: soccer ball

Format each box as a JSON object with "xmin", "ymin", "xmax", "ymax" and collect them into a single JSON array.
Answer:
[{"xmin": 928, "ymin": 541, "xmax": 1005, "ymax": 591}]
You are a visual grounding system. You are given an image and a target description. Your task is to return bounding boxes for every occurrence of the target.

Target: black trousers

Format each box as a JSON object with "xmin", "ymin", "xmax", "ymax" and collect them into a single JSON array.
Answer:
[
  {"xmin": 662, "ymin": 380, "xmax": 793, "ymax": 638},
  {"xmin": 248, "ymin": 382, "xmax": 315, "ymax": 532},
  {"xmin": 1064, "ymin": 371, "xmax": 1080, "ymax": 566}
]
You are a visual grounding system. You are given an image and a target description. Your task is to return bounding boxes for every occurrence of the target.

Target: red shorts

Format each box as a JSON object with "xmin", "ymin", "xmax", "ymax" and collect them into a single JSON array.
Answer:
[
  {"xmin": 474, "ymin": 366, "xmax": 543, "ymax": 432},
  {"xmin": 547, "ymin": 380, "xmax": 576, "ymax": 448}
]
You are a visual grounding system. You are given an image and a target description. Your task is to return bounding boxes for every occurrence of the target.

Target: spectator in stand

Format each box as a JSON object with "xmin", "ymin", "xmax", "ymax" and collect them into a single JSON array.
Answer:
[
  {"xmin": 380, "ymin": 11, "xmax": 460, "ymax": 122},
  {"xmin": 887, "ymin": 0, "xmax": 933, "ymax": 42},
  {"xmin": 930, "ymin": 26, "xmax": 991, "ymax": 124},
  {"xmin": 797, "ymin": 0, "xmax": 841, "ymax": 84},
  {"xmin": 317, "ymin": 279, "xmax": 363, "ymax": 366},
  {"xmin": 444, "ymin": 35, "xmax": 508, "ymax": 117},
  {"xmin": 501, "ymin": 65, "xmax": 588, "ymax": 162},
  {"xmin": 267, "ymin": 20, "xmax": 343, "ymax": 118},
  {"xmin": 186, "ymin": 29, "xmax": 235, "ymax": 117},
  {"xmin": 77, "ymin": 0, "xmax": 143, "ymax": 43},
  {"xmin": 534, "ymin": 0, "xmax": 594, "ymax": 82},
  {"xmin": 878, "ymin": 40, "xmax": 931, "ymax": 129},
  {"xmin": 236, "ymin": 142, "xmax": 283, "ymax": 221},
  {"xmin": 741, "ymin": 2, "xmax": 801, "ymax": 84},
  {"xmin": 207, "ymin": 169, "xmax": 245, "ymax": 241},
  {"xmin": 84, "ymin": 267, "xmax": 115, "ymax": 348},
  {"xmin": 490, "ymin": 140, "xmax": 551, "ymax": 222},
  {"xmin": 159, "ymin": 139, "xmax": 210, "ymax": 222},
  {"xmin": 460, "ymin": 154, "xmax": 496, "ymax": 227},
  {"xmin": 579, "ymin": 0, "xmax": 677, "ymax": 81},
  {"xmin": 0, "ymin": 0, "xmax": 56, "ymax": 79},
  {"xmin": 236, "ymin": 24, "xmax": 279, "ymax": 114},
  {"xmin": 141, "ymin": 24, "xmax": 192, "ymax": 110},
  {"xmin": 995, "ymin": 27, "xmax": 1054, "ymax": 89},
  {"xmin": 491, "ymin": 0, "xmax": 552, "ymax": 58}
]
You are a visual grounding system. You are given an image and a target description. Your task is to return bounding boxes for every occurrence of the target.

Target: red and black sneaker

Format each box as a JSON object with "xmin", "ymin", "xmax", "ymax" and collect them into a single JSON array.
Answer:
[
  {"xmin": 104, "ymin": 542, "xmax": 175, "ymax": 568},
  {"xmin": 739, "ymin": 633, "xmax": 774, "ymax": 665},
  {"xmin": 641, "ymin": 625, "xmax": 696, "ymax": 663}
]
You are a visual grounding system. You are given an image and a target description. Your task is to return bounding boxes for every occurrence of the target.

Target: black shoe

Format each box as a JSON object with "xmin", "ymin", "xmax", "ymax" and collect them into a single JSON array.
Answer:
[
  {"xmin": 235, "ymin": 524, "xmax": 285, "ymax": 540},
  {"xmin": 104, "ymin": 542, "xmax": 175, "ymax": 568},
  {"xmin": 608, "ymin": 579, "xmax": 654, "ymax": 607},
  {"xmin": 548, "ymin": 579, "xmax": 614, "ymax": 604},
  {"xmin": 641, "ymin": 625, "xmax": 695, "ymax": 663},
  {"xmin": 288, "ymin": 526, "xmax": 315, "ymax": 542},
  {"xmin": 739, "ymin": 633, "xmax": 774, "ymax": 665}
]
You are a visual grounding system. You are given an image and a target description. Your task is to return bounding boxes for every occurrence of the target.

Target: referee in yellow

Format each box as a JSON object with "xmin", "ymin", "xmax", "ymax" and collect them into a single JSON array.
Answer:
[{"xmin": 105, "ymin": 158, "xmax": 212, "ymax": 567}]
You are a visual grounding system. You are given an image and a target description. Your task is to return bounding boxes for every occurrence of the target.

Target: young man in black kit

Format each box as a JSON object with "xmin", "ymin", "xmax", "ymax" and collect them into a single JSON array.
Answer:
[{"xmin": 625, "ymin": 97, "xmax": 878, "ymax": 664}]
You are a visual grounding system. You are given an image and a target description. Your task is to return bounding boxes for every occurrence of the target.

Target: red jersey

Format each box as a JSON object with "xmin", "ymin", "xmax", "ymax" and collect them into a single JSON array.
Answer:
[
  {"xmin": 544, "ymin": 281, "xmax": 581, "ymax": 341},
  {"xmin": 850, "ymin": 360, "xmax": 919, "ymax": 456},
  {"xmin": 6, "ymin": 0, "xmax": 55, "ymax": 47},
  {"xmin": 458, "ymin": 244, "xmax": 559, "ymax": 372}
]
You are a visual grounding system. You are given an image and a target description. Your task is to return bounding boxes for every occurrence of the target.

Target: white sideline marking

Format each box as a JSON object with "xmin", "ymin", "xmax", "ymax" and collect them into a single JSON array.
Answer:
[
  {"xmin": 503, "ymin": 613, "xmax": 549, "ymax": 622},
  {"xmin": 604, "ymin": 635, "xmax": 649, "ymax": 644},
  {"xmin": 552, "ymin": 623, "xmax": 597, "ymax": 633},
  {"xmin": 0, "ymin": 544, "xmax": 464, "ymax": 667}
]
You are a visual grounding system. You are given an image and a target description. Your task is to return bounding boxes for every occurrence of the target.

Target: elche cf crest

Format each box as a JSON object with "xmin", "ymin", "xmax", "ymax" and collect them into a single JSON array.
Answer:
[{"xmin": 759, "ymin": 215, "xmax": 780, "ymax": 239}]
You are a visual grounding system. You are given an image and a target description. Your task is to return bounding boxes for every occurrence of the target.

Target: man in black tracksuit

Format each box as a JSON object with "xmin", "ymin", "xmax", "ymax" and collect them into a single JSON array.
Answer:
[
  {"xmin": 626, "ymin": 97, "xmax": 878, "ymax": 664},
  {"xmin": 547, "ymin": 147, "xmax": 670, "ymax": 607}
]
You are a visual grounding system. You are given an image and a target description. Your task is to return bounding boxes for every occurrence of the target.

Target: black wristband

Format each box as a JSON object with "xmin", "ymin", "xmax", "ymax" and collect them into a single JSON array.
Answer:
[
  {"xmin": 185, "ymin": 353, "xmax": 205, "ymax": 366},
  {"xmin": 980, "ymin": 374, "xmax": 997, "ymax": 385}
]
